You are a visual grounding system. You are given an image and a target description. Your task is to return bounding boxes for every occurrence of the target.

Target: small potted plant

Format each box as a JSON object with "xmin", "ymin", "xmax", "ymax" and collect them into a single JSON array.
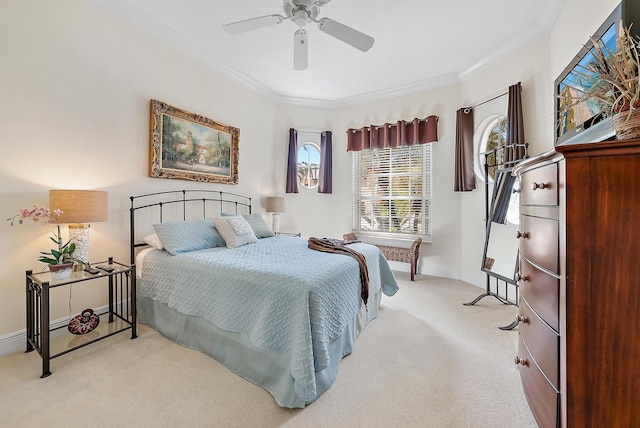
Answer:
[
  {"xmin": 581, "ymin": 24, "xmax": 640, "ymax": 139},
  {"xmin": 8, "ymin": 205, "xmax": 84, "ymax": 279}
]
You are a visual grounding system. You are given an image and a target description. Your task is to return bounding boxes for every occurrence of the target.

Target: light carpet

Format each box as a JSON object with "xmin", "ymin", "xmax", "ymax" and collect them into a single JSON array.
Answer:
[{"xmin": 0, "ymin": 273, "xmax": 537, "ymax": 428}]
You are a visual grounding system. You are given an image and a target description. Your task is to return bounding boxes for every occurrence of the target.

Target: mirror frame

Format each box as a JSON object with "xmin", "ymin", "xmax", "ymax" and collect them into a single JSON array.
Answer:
[
  {"xmin": 481, "ymin": 168, "xmax": 519, "ymax": 284},
  {"xmin": 490, "ymin": 168, "xmax": 516, "ymax": 224}
]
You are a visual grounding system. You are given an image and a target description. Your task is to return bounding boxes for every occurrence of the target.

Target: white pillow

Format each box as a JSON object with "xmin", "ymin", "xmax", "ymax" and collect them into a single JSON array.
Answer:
[
  {"xmin": 212, "ymin": 216, "xmax": 258, "ymax": 248},
  {"xmin": 143, "ymin": 233, "xmax": 164, "ymax": 250}
]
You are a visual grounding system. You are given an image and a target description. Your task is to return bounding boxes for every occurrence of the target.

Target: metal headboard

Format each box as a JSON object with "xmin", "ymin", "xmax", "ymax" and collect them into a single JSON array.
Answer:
[{"xmin": 129, "ymin": 189, "xmax": 252, "ymax": 264}]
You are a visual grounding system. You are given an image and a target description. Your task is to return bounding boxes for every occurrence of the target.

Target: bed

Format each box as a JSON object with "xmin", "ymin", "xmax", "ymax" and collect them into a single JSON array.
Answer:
[{"xmin": 130, "ymin": 190, "xmax": 398, "ymax": 408}]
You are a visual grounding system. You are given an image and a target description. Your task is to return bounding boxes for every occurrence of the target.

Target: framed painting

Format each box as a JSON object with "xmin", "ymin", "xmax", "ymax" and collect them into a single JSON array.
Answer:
[{"xmin": 149, "ymin": 99, "xmax": 239, "ymax": 184}]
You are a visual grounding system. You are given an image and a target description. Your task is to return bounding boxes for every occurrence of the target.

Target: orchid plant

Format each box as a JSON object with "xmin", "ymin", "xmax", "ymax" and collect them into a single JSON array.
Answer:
[{"xmin": 8, "ymin": 205, "xmax": 82, "ymax": 265}]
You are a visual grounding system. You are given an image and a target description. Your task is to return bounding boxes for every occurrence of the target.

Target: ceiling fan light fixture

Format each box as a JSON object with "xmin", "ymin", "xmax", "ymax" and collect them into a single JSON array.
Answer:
[
  {"xmin": 222, "ymin": 0, "xmax": 374, "ymax": 69},
  {"xmin": 294, "ymin": 29, "xmax": 308, "ymax": 71},
  {"xmin": 292, "ymin": 9, "xmax": 310, "ymax": 27}
]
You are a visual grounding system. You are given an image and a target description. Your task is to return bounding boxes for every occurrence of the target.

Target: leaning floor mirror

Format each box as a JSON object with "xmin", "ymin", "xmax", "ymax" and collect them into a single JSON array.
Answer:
[{"xmin": 481, "ymin": 168, "xmax": 520, "ymax": 283}]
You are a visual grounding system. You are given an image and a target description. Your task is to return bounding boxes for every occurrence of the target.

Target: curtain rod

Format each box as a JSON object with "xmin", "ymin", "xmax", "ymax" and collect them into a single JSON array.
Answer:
[
  {"xmin": 464, "ymin": 91, "xmax": 508, "ymax": 113},
  {"xmin": 345, "ymin": 115, "xmax": 437, "ymax": 133},
  {"xmin": 295, "ymin": 130, "xmax": 326, "ymax": 135}
]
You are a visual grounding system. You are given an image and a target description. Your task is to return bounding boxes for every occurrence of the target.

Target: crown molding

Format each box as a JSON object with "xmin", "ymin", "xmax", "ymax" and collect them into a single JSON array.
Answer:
[
  {"xmin": 281, "ymin": 0, "xmax": 565, "ymax": 107},
  {"xmin": 86, "ymin": 0, "xmax": 565, "ymax": 110},
  {"xmin": 536, "ymin": 0, "xmax": 566, "ymax": 31},
  {"xmin": 277, "ymin": 73, "xmax": 461, "ymax": 109},
  {"xmin": 460, "ymin": 0, "xmax": 563, "ymax": 81},
  {"xmin": 86, "ymin": 0, "xmax": 280, "ymax": 104}
]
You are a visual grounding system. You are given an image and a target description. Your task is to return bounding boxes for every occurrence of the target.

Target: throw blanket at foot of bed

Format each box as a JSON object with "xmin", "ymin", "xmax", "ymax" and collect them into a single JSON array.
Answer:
[{"xmin": 308, "ymin": 237, "xmax": 370, "ymax": 306}]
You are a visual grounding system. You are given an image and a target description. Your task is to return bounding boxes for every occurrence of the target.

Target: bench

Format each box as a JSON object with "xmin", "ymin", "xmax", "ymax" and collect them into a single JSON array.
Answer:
[{"xmin": 343, "ymin": 233, "xmax": 422, "ymax": 281}]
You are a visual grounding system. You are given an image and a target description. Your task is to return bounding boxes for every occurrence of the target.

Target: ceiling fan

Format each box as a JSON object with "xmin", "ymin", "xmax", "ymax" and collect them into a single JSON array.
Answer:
[{"xmin": 222, "ymin": 0, "xmax": 375, "ymax": 70}]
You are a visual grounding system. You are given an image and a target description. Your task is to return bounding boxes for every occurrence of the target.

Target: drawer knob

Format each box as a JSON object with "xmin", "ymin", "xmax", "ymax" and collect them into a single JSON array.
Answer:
[
  {"xmin": 514, "ymin": 356, "xmax": 529, "ymax": 366},
  {"xmin": 516, "ymin": 273, "xmax": 529, "ymax": 282},
  {"xmin": 516, "ymin": 231, "xmax": 529, "ymax": 239},
  {"xmin": 516, "ymin": 314, "xmax": 529, "ymax": 323},
  {"xmin": 531, "ymin": 181, "xmax": 547, "ymax": 190}
]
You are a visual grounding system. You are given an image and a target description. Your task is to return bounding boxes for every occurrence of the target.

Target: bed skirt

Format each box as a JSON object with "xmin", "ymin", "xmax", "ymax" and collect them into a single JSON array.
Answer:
[{"xmin": 137, "ymin": 290, "xmax": 382, "ymax": 408}]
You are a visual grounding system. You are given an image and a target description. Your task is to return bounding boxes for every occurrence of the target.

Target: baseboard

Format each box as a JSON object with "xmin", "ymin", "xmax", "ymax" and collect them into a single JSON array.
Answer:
[
  {"xmin": 460, "ymin": 271, "xmax": 487, "ymax": 289},
  {"xmin": 0, "ymin": 304, "xmax": 110, "ymax": 358},
  {"xmin": 0, "ymin": 329, "xmax": 26, "ymax": 357},
  {"xmin": 415, "ymin": 263, "xmax": 462, "ymax": 282},
  {"xmin": 388, "ymin": 261, "xmax": 473, "ymax": 284},
  {"xmin": 413, "ymin": 266, "xmax": 517, "ymax": 305}
]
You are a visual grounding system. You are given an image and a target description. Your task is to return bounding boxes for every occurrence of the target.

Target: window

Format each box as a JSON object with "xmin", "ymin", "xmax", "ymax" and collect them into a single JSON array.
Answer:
[
  {"xmin": 352, "ymin": 144, "xmax": 432, "ymax": 240},
  {"xmin": 297, "ymin": 142, "xmax": 320, "ymax": 190},
  {"xmin": 473, "ymin": 115, "xmax": 507, "ymax": 182}
]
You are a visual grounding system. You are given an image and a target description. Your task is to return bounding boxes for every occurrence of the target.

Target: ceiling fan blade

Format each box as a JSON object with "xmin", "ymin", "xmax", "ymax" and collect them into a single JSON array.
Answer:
[
  {"xmin": 294, "ymin": 29, "xmax": 308, "ymax": 71},
  {"xmin": 317, "ymin": 18, "xmax": 374, "ymax": 52},
  {"xmin": 223, "ymin": 15, "xmax": 285, "ymax": 35}
]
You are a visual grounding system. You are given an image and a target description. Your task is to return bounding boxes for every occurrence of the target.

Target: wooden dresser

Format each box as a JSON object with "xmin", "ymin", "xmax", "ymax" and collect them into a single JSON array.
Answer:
[{"xmin": 513, "ymin": 139, "xmax": 640, "ymax": 427}]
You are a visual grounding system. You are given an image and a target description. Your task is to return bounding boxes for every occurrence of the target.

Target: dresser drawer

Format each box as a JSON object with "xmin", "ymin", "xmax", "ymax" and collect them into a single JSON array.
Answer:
[
  {"xmin": 516, "ymin": 337, "xmax": 559, "ymax": 428},
  {"xmin": 518, "ymin": 215, "xmax": 559, "ymax": 275},
  {"xmin": 520, "ymin": 163, "xmax": 558, "ymax": 206},
  {"xmin": 519, "ymin": 256, "xmax": 559, "ymax": 332},
  {"xmin": 518, "ymin": 299, "xmax": 559, "ymax": 390}
]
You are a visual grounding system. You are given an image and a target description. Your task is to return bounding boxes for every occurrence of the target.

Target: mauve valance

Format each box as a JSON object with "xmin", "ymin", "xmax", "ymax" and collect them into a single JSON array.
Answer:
[{"xmin": 346, "ymin": 115, "xmax": 438, "ymax": 152}]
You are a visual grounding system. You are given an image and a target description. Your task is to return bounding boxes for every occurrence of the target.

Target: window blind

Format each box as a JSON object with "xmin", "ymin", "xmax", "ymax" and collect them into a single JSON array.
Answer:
[{"xmin": 352, "ymin": 144, "xmax": 432, "ymax": 240}]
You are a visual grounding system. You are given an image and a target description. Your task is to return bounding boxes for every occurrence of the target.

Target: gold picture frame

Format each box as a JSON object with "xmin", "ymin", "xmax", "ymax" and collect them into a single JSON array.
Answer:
[{"xmin": 149, "ymin": 99, "xmax": 239, "ymax": 184}]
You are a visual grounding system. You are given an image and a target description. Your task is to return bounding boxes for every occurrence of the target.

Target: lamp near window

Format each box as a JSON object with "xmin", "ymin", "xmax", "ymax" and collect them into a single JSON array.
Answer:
[
  {"xmin": 265, "ymin": 196, "xmax": 285, "ymax": 235},
  {"xmin": 49, "ymin": 190, "xmax": 108, "ymax": 265}
]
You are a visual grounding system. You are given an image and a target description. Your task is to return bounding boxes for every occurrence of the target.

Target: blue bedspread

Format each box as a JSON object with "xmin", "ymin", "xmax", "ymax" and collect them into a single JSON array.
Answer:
[{"xmin": 140, "ymin": 236, "xmax": 398, "ymax": 402}]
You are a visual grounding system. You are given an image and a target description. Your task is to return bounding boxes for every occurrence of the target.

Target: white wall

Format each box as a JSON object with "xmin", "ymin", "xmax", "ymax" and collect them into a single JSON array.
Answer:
[
  {"xmin": 458, "ymin": 32, "xmax": 552, "ymax": 288},
  {"xmin": 457, "ymin": 0, "xmax": 621, "ymax": 289},
  {"xmin": 331, "ymin": 85, "xmax": 463, "ymax": 279},
  {"xmin": 0, "ymin": 0, "xmax": 279, "ymax": 339},
  {"xmin": 272, "ymin": 105, "xmax": 337, "ymax": 238},
  {"xmin": 0, "ymin": 0, "xmax": 624, "ymax": 351},
  {"xmin": 275, "ymin": 86, "xmax": 465, "ymax": 282},
  {"xmin": 551, "ymin": 0, "xmax": 621, "ymax": 79}
]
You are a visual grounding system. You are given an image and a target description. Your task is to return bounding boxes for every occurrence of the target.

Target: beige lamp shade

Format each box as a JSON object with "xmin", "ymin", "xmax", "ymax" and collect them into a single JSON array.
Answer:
[
  {"xmin": 266, "ymin": 196, "xmax": 285, "ymax": 213},
  {"xmin": 49, "ymin": 190, "xmax": 108, "ymax": 223}
]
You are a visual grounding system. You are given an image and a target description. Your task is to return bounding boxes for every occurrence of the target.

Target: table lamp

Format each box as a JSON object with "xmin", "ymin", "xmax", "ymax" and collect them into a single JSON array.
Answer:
[
  {"xmin": 266, "ymin": 196, "xmax": 285, "ymax": 234},
  {"xmin": 49, "ymin": 190, "xmax": 108, "ymax": 265}
]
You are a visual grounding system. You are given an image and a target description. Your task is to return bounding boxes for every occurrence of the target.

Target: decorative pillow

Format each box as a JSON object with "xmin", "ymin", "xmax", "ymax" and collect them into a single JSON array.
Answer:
[
  {"xmin": 212, "ymin": 216, "xmax": 258, "ymax": 248},
  {"xmin": 241, "ymin": 213, "xmax": 275, "ymax": 238},
  {"xmin": 153, "ymin": 219, "xmax": 226, "ymax": 255},
  {"xmin": 221, "ymin": 212, "xmax": 274, "ymax": 238},
  {"xmin": 143, "ymin": 233, "xmax": 164, "ymax": 250}
]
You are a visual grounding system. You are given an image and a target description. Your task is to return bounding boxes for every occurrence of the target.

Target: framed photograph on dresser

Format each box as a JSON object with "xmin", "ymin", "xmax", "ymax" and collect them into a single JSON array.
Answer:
[{"xmin": 149, "ymin": 99, "xmax": 239, "ymax": 184}]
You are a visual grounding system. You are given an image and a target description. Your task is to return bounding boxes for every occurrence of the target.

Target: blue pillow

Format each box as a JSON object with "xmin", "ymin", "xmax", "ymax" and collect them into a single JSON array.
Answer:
[
  {"xmin": 241, "ymin": 213, "xmax": 275, "ymax": 238},
  {"xmin": 221, "ymin": 212, "xmax": 274, "ymax": 238},
  {"xmin": 153, "ymin": 219, "xmax": 225, "ymax": 255}
]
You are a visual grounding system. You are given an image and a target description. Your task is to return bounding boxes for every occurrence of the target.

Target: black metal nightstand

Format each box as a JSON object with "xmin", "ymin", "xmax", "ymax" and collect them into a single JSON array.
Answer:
[{"xmin": 25, "ymin": 257, "xmax": 137, "ymax": 377}]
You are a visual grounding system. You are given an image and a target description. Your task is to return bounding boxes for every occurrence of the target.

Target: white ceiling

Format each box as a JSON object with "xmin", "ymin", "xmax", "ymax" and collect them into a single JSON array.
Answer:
[{"xmin": 87, "ymin": 0, "xmax": 566, "ymax": 107}]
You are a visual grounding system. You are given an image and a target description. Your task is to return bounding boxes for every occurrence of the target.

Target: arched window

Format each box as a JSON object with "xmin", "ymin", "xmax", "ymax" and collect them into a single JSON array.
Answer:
[
  {"xmin": 297, "ymin": 142, "xmax": 320, "ymax": 189},
  {"xmin": 473, "ymin": 115, "xmax": 507, "ymax": 182}
]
